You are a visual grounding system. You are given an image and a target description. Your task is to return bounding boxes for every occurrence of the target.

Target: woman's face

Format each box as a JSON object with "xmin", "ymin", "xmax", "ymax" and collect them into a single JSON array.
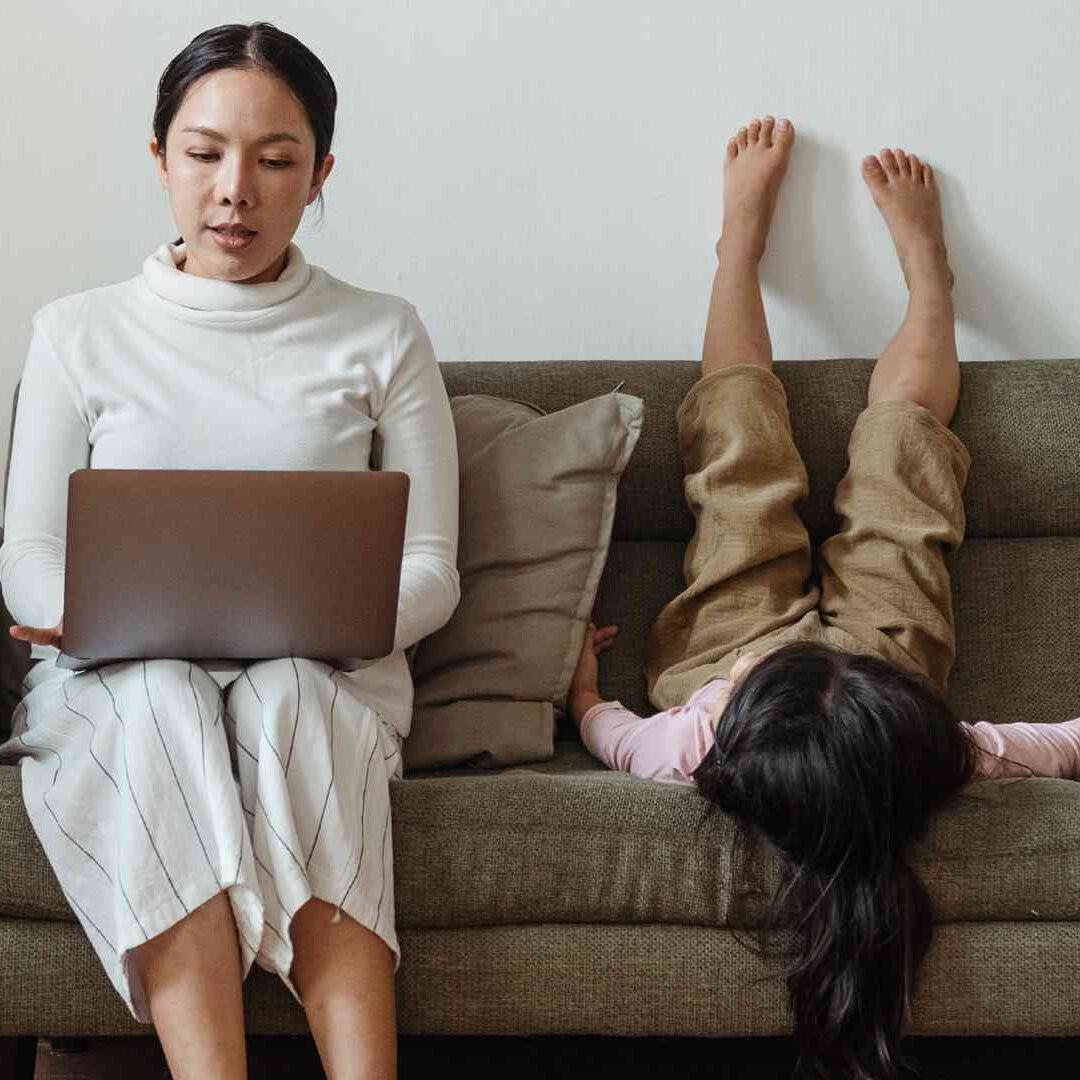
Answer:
[{"xmin": 150, "ymin": 66, "xmax": 334, "ymax": 284}]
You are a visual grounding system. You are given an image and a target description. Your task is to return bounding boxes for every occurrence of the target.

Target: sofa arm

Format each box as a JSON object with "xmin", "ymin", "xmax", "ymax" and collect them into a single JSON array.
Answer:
[{"xmin": 0, "ymin": 527, "xmax": 33, "ymax": 741}]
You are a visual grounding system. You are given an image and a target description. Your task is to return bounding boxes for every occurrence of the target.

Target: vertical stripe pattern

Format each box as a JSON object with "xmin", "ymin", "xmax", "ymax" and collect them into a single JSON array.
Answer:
[{"xmin": 0, "ymin": 654, "xmax": 402, "ymax": 1022}]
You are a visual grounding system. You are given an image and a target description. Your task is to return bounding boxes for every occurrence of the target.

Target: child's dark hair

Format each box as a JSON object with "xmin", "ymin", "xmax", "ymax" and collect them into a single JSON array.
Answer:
[
  {"xmin": 153, "ymin": 22, "xmax": 337, "ymax": 237},
  {"xmin": 693, "ymin": 641, "xmax": 976, "ymax": 1080}
]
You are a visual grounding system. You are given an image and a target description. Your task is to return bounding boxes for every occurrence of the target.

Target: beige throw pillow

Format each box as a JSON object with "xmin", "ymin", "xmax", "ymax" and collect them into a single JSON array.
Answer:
[{"xmin": 405, "ymin": 390, "xmax": 643, "ymax": 770}]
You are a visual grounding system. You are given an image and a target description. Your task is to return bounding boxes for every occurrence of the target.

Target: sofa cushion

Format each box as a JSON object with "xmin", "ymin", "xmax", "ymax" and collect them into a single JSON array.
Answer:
[
  {"xmin": 406, "ymin": 391, "xmax": 643, "ymax": 769},
  {"xmin": 430, "ymin": 360, "xmax": 1080, "ymax": 729},
  {"xmin": 0, "ymin": 529, "xmax": 32, "ymax": 743},
  {"xmin": 3, "ymin": 359, "xmax": 1078, "ymax": 738},
  {"xmin": 437, "ymin": 359, "xmax": 1080, "ymax": 544},
  {"xmin": 4, "ymin": 748, "xmax": 1079, "ymax": 927},
  {"xmin": 4, "ymin": 918, "xmax": 1080, "ymax": 1037}
]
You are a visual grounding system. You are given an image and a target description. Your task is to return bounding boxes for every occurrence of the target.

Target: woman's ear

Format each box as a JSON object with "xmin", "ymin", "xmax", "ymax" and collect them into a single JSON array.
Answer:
[
  {"xmin": 307, "ymin": 152, "xmax": 335, "ymax": 206},
  {"xmin": 149, "ymin": 138, "xmax": 168, "ymax": 188}
]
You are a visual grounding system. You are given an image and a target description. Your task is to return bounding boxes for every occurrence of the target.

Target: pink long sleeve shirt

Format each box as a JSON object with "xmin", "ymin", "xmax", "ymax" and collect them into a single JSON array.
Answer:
[{"xmin": 580, "ymin": 677, "xmax": 1080, "ymax": 786}]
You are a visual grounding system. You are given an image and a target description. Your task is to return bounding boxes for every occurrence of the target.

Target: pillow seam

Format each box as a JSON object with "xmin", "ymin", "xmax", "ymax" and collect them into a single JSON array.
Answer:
[{"xmin": 552, "ymin": 393, "xmax": 644, "ymax": 705}]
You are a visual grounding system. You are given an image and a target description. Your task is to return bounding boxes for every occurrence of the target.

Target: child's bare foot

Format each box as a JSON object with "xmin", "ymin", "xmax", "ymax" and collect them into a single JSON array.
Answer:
[
  {"xmin": 861, "ymin": 149, "xmax": 954, "ymax": 294},
  {"xmin": 719, "ymin": 115, "xmax": 796, "ymax": 264}
]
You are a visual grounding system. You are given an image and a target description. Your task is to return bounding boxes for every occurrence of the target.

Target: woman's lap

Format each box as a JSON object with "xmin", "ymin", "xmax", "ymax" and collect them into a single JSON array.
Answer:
[
  {"xmin": 0, "ymin": 654, "xmax": 400, "ymax": 1022},
  {"xmin": 225, "ymin": 657, "xmax": 402, "ymax": 998}
]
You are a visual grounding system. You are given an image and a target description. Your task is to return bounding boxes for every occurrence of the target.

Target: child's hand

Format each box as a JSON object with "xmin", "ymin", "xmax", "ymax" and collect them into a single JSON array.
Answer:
[{"xmin": 569, "ymin": 622, "xmax": 619, "ymax": 724}]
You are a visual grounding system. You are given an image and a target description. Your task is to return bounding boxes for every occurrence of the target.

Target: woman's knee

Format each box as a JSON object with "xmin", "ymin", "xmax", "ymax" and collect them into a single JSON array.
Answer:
[
  {"xmin": 229, "ymin": 657, "xmax": 366, "ymax": 740},
  {"xmin": 240, "ymin": 656, "xmax": 335, "ymax": 686},
  {"xmin": 90, "ymin": 658, "xmax": 223, "ymax": 743}
]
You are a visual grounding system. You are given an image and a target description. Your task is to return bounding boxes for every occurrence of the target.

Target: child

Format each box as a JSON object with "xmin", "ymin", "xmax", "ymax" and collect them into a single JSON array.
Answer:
[
  {"xmin": 573, "ymin": 632, "xmax": 1080, "ymax": 1079},
  {"xmin": 573, "ymin": 631, "xmax": 1080, "ymax": 787},
  {"xmin": 569, "ymin": 116, "xmax": 1080, "ymax": 1080}
]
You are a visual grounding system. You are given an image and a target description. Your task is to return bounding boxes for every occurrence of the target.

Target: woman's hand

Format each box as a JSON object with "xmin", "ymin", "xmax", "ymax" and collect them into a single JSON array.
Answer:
[
  {"xmin": 568, "ymin": 622, "xmax": 619, "ymax": 725},
  {"xmin": 9, "ymin": 619, "xmax": 63, "ymax": 650}
]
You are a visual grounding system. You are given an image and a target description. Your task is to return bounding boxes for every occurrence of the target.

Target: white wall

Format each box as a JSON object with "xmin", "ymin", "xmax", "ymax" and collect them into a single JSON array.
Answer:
[{"xmin": 3, "ymin": 1, "xmax": 1078, "ymax": 522}]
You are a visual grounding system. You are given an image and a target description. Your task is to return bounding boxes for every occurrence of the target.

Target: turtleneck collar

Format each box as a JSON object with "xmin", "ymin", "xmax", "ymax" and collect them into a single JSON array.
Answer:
[{"xmin": 142, "ymin": 240, "xmax": 312, "ymax": 312}]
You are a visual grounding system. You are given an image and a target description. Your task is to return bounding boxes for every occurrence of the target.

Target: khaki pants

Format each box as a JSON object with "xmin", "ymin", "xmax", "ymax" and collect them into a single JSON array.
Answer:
[{"xmin": 646, "ymin": 364, "xmax": 972, "ymax": 711}]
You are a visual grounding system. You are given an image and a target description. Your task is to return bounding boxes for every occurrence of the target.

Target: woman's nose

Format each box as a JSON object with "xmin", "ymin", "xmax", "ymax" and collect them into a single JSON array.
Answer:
[{"xmin": 215, "ymin": 157, "xmax": 255, "ymax": 207}]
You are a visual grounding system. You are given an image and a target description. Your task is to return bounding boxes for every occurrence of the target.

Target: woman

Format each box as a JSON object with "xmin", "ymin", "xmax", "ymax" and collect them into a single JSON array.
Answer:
[
  {"xmin": 568, "ymin": 116, "xmax": 1080, "ymax": 1078},
  {"xmin": 0, "ymin": 22, "xmax": 459, "ymax": 1079}
]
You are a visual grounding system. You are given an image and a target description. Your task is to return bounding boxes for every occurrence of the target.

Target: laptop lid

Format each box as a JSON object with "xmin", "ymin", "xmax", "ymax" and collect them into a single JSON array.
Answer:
[{"xmin": 60, "ymin": 469, "xmax": 409, "ymax": 666}]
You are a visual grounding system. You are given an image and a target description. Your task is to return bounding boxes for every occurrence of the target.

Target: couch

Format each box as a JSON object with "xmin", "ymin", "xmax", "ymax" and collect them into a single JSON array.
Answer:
[{"xmin": 1, "ymin": 358, "xmax": 1079, "ymax": 1074}]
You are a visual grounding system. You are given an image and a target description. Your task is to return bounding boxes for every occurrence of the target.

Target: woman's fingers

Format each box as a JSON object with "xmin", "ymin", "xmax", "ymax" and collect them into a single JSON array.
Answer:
[{"xmin": 9, "ymin": 624, "xmax": 62, "ymax": 647}]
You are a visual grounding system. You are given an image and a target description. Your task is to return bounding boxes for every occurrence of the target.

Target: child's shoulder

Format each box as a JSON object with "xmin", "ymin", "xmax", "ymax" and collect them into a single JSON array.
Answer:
[
  {"xmin": 671, "ymin": 675, "xmax": 732, "ymax": 732},
  {"xmin": 685, "ymin": 675, "xmax": 732, "ymax": 704}
]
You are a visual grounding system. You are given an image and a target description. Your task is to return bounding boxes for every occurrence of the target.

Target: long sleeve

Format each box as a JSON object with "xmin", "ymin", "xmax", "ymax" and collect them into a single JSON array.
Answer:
[
  {"xmin": 376, "ymin": 306, "xmax": 460, "ymax": 653},
  {"xmin": 581, "ymin": 689, "xmax": 1080, "ymax": 787},
  {"xmin": 965, "ymin": 718, "xmax": 1080, "ymax": 780},
  {"xmin": 0, "ymin": 319, "xmax": 91, "ymax": 650},
  {"xmin": 579, "ymin": 678, "xmax": 730, "ymax": 785}
]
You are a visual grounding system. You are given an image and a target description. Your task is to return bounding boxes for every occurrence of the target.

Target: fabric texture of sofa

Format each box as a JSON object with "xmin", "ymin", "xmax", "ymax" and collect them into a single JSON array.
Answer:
[{"xmin": 1, "ymin": 358, "xmax": 1079, "ymax": 1069}]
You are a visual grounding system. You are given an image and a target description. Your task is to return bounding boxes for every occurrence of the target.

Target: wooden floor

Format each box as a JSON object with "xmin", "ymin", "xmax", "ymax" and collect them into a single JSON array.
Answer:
[{"xmin": 30, "ymin": 1034, "xmax": 1080, "ymax": 1078}]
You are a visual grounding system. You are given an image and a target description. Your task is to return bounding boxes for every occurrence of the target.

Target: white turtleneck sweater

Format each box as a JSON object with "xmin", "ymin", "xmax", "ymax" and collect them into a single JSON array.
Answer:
[{"xmin": 0, "ymin": 241, "xmax": 460, "ymax": 735}]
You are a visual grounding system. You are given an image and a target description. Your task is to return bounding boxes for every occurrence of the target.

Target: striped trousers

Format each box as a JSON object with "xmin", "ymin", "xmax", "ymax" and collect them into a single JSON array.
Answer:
[{"xmin": 0, "ymin": 655, "xmax": 402, "ymax": 1023}]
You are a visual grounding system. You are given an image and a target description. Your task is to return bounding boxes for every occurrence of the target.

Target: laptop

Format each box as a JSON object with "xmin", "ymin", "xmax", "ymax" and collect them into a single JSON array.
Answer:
[{"xmin": 57, "ymin": 469, "xmax": 410, "ymax": 669}]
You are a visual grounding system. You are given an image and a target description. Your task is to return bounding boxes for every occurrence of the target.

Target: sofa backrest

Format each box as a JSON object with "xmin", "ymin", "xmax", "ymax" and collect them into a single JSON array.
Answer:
[
  {"xmin": 2, "ymin": 359, "xmax": 1078, "ymax": 735},
  {"xmin": 440, "ymin": 359, "xmax": 1080, "ymax": 726}
]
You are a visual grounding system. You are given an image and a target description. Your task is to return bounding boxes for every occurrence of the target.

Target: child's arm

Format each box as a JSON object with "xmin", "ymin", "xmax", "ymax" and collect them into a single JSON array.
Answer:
[
  {"xmin": 567, "ymin": 622, "xmax": 615, "ymax": 725},
  {"xmin": 569, "ymin": 623, "xmax": 726, "ymax": 784},
  {"xmin": 963, "ymin": 718, "xmax": 1080, "ymax": 780},
  {"xmin": 579, "ymin": 698, "xmax": 719, "ymax": 785}
]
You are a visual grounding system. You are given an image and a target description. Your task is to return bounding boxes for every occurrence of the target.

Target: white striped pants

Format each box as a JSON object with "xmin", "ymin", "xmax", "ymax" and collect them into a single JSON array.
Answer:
[{"xmin": 0, "ymin": 656, "xmax": 402, "ymax": 1023}]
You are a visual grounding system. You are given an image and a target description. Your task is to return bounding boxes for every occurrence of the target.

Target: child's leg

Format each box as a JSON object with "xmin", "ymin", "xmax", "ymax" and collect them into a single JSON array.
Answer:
[
  {"xmin": 817, "ymin": 149, "xmax": 970, "ymax": 695},
  {"xmin": 700, "ymin": 116, "xmax": 792, "ymax": 378},
  {"xmin": 646, "ymin": 117, "xmax": 820, "ymax": 711}
]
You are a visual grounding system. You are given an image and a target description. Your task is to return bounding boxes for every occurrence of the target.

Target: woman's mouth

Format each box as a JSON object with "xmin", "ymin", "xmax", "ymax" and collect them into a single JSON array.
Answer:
[{"xmin": 209, "ymin": 226, "xmax": 258, "ymax": 252}]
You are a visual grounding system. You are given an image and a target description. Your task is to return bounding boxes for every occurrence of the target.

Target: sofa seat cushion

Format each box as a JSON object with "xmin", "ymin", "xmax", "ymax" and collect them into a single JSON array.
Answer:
[{"xmin": 3, "ymin": 748, "xmax": 1079, "ymax": 928}]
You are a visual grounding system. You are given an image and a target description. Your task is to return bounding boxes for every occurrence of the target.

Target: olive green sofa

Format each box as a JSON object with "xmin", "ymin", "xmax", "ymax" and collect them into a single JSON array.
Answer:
[{"xmin": 1, "ymin": 359, "xmax": 1079, "ymax": 1074}]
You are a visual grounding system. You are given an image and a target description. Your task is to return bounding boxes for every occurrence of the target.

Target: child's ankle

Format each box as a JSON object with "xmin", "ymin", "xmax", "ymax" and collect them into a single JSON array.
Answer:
[{"xmin": 716, "ymin": 229, "xmax": 765, "ymax": 266}]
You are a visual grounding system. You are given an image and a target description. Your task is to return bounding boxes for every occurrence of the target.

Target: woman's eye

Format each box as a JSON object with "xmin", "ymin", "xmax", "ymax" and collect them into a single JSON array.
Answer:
[{"xmin": 185, "ymin": 152, "xmax": 290, "ymax": 167}]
